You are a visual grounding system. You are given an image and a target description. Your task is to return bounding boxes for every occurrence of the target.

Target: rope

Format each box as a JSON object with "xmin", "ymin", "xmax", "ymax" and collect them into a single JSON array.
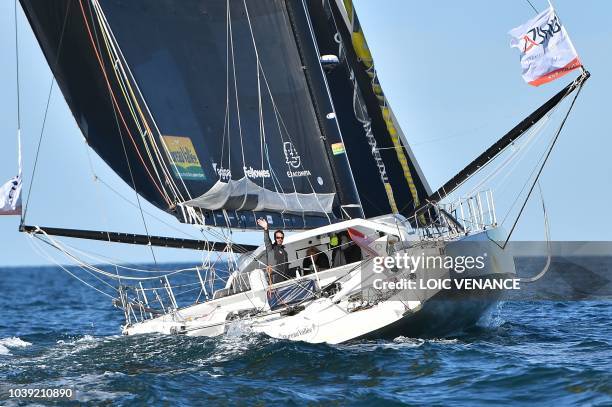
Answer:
[
  {"xmin": 519, "ymin": 181, "xmax": 551, "ymax": 283},
  {"xmin": 227, "ymin": 2, "xmax": 249, "ymax": 210},
  {"xmin": 29, "ymin": 227, "xmax": 193, "ymax": 281},
  {"xmin": 494, "ymin": 77, "xmax": 585, "ymax": 249},
  {"xmin": 466, "ymin": 112, "xmax": 553, "ymax": 199},
  {"xmin": 26, "ymin": 234, "xmax": 116, "ymax": 299},
  {"xmin": 77, "ymin": 0, "xmax": 169, "ymax": 205},
  {"xmin": 22, "ymin": 2, "xmax": 72, "ymax": 223},
  {"xmin": 91, "ymin": 0, "xmax": 187, "ymax": 206},
  {"xmin": 525, "ymin": 0, "xmax": 539, "ymax": 14},
  {"xmin": 13, "ymin": 0, "xmax": 20, "ymax": 129},
  {"xmin": 80, "ymin": 0, "xmax": 159, "ymax": 264},
  {"xmin": 82, "ymin": 139, "xmax": 124, "ymax": 284}
]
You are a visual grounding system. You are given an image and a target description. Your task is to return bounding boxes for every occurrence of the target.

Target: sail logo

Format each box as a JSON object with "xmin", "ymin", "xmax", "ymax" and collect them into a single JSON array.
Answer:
[
  {"xmin": 283, "ymin": 142, "xmax": 301, "ymax": 168},
  {"xmin": 212, "ymin": 163, "xmax": 232, "ymax": 180},
  {"xmin": 162, "ymin": 136, "xmax": 206, "ymax": 181},
  {"xmin": 520, "ymin": 14, "xmax": 561, "ymax": 53},
  {"xmin": 243, "ymin": 166, "xmax": 270, "ymax": 179},
  {"xmin": 283, "ymin": 142, "xmax": 312, "ymax": 178}
]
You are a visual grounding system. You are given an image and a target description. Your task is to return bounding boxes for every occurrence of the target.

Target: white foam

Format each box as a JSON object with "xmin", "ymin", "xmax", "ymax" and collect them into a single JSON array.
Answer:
[
  {"xmin": 427, "ymin": 338, "xmax": 459, "ymax": 344},
  {"xmin": 0, "ymin": 337, "xmax": 32, "ymax": 356},
  {"xmin": 56, "ymin": 334, "xmax": 96, "ymax": 346},
  {"xmin": 477, "ymin": 301, "xmax": 506, "ymax": 329},
  {"xmin": 0, "ymin": 337, "xmax": 32, "ymax": 348},
  {"xmin": 393, "ymin": 336, "xmax": 426, "ymax": 347}
]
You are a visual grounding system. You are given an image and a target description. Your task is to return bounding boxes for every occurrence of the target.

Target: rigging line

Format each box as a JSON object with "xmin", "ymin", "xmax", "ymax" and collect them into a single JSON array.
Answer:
[
  {"xmin": 81, "ymin": 136, "xmax": 122, "ymax": 285},
  {"xmin": 81, "ymin": 0, "xmax": 158, "ymax": 265},
  {"xmin": 244, "ymin": 2, "xmax": 331, "ymax": 219},
  {"xmin": 91, "ymin": 1, "xmax": 179, "ymax": 206},
  {"xmin": 14, "ymin": 0, "xmax": 23, "ymax": 222},
  {"xmin": 351, "ymin": 72, "xmax": 398, "ymax": 213},
  {"xmin": 496, "ymin": 79, "xmax": 585, "ymax": 250},
  {"xmin": 500, "ymin": 108, "xmax": 561, "ymax": 226},
  {"xmin": 35, "ymin": 229, "xmax": 189, "ymax": 281},
  {"xmin": 13, "ymin": 0, "xmax": 21, "ymax": 135},
  {"xmin": 95, "ymin": 176, "xmax": 202, "ymax": 240},
  {"xmin": 27, "ymin": 234, "xmax": 116, "ymax": 299},
  {"xmin": 406, "ymin": 112, "xmax": 529, "ymax": 148},
  {"xmin": 466, "ymin": 112, "xmax": 553, "ymax": 199},
  {"xmin": 328, "ymin": 0, "xmax": 419, "ymax": 209},
  {"xmin": 241, "ymin": 0, "xmax": 296, "ymax": 211},
  {"xmin": 22, "ymin": 1, "xmax": 72, "ymax": 223},
  {"xmin": 218, "ymin": 0, "xmax": 231, "ymax": 184},
  {"xmin": 240, "ymin": 0, "xmax": 266, "ymax": 190},
  {"xmin": 33, "ymin": 234, "xmax": 118, "ymax": 291},
  {"xmin": 92, "ymin": 0, "xmax": 187, "ymax": 205},
  {"xmin": 54, "ymin": 239, "xmax": 198, "ymax": 274},
  {"xmin": 518, "ymin": 181, "xmax": 552, "ymax": 283},
  {"xmin": 302, "ymin": 1, "xmax": 362, "ymax": 211},
  {"xmin": 525, "ymin": 0, "xmax": 539, "ymax": 14},
  {"xmin": 77, "ymin": 0, "xmax": 168, "ymax": 206},
  {"xmin": 258, "ymin": 54, "xmax": 330, "ymax": 219},
  {"xmin": 227, "ymin": 3, "xmax": 249, "ymax": 211},
  {"xmin": 92, "ymin": 2, "xmax": 183, "ymax": 207}
]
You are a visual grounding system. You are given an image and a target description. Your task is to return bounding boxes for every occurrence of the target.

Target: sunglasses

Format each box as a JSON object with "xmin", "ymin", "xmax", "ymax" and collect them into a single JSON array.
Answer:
[{"xmin": 275, "ymin": 235, "xmax": 284, "ymax": 240}]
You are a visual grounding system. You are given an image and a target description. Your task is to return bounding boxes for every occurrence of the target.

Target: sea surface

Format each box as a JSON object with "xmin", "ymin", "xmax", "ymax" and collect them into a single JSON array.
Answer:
[{"xmin": 0, "ymin": 264, "xmax": 610, "ymax": 406}]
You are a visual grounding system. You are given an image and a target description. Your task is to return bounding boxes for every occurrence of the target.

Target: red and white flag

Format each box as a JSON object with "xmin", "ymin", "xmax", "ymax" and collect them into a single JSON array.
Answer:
[{"xmin": 509, "ymin": 6, "xmax": 582, "ymax": 86}]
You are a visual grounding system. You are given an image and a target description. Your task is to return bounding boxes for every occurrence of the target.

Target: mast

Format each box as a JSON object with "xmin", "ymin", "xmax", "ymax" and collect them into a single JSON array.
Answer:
[
  {"xmin": 308, "ymin": 0, "xmax": 431, "ymax": 218},
  {"xmin": 283, "ymin": 0, "xmax": 364, "ymax": 220}
]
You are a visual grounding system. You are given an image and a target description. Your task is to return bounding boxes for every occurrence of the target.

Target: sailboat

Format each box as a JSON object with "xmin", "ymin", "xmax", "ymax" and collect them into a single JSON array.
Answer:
[{"xmin": 8, "ymin": 0, "xmax": 588, "ymax": 343}]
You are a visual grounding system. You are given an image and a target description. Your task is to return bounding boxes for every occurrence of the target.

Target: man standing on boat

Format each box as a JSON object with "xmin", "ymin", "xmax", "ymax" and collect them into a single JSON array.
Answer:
[{"xmin": 257, "ymin": 218, "xmax": 289, "ymax": 284}]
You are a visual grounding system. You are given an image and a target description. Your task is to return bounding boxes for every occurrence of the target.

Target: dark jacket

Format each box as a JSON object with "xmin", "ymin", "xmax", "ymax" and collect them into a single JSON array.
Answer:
[
  {"xmin": 264, "ymin": 229, "xmax": 289, "ymax": 284},
  {"xmin": 302, "ymin": 252, "xmax": 330, "ymax": 274}
]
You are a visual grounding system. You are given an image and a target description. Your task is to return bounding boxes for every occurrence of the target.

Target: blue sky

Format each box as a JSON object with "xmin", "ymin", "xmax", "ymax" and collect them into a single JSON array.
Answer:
[{"xmin": 1, "ymin": 0, "xmax": 610, "ymax": 266}]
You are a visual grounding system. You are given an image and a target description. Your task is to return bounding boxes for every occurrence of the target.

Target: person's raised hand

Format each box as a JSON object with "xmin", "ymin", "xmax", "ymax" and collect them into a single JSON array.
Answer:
[{"xmin": 257, "ymin": 218, "xmax": 268, "ymax": 230}]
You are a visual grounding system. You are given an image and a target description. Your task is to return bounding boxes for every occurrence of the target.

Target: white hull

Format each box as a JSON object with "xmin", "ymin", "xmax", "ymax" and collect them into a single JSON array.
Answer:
[{"xmin": 122, "ymin": 214, "xmax": 515, "ymax": 344}]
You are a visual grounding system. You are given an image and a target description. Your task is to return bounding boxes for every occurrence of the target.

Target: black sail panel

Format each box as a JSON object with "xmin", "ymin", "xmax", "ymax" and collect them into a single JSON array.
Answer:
[
  {"xmin": 308, "ymin": 0, "xmax": 432, "ymax": 218},
  {"xmin": 20, "ymin": 0, "xmax": 347, "ymax": 229},
  {"xmin": 19, "ymin": 0, "xmax": 173, "ymax": 212}
]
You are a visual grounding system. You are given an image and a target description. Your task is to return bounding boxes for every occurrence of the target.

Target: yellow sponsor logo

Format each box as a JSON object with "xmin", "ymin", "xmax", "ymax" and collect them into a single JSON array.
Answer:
[
  {"xmin": 331, "ymin": 142, "xmax": 346, "ymax": 155},
  {"xmin": 162, "ymin": 135, "xmax": 206, "ymax": 181}
]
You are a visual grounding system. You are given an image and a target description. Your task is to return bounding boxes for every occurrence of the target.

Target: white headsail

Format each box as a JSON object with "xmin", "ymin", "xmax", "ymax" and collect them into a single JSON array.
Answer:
[{"xmin": 509, "ymin": 6, "xmax": 582, "ymax": 86}]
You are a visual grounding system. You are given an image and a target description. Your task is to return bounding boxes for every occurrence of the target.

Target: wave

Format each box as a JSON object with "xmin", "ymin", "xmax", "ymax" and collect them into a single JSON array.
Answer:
[
  {"xmin": 0, "ymin": 336, "xmax": 32, "ymax": 356},
  {"xmin": 56, "ymin": 334, "xmax": 96, "ymax": 346}
]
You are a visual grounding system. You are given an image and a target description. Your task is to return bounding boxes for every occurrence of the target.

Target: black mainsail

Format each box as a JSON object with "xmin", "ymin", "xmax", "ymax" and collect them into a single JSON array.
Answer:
[
  {"xmin": 18, "ymin": 0, "xmax": 586, "ymax": 242},
  {"xmin": 19, "ymin": 0, "xmax": 367, "ymax": 230}
]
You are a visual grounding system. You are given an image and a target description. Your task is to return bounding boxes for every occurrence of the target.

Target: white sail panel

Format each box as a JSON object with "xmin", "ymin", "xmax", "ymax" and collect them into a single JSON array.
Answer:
[
  {"xmin": 184, "ymin": 178, "xmax": 335, "ymax": 213},
  {"xmin": 0, "ymin": 175, "xmax": 22, "ymax": 216}
]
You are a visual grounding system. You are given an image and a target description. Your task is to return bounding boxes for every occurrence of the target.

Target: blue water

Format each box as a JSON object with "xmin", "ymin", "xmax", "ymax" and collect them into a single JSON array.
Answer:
[{"xmin": 0, "ymin": 265, "xmax": 610, "ymax": 406}]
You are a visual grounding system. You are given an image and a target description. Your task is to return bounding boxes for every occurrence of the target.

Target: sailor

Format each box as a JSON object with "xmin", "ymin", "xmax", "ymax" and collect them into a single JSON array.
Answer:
[
  {"xmin": 302, "ymin": 246, "xmax": 330, "ymax": 274},
  {"xmin": 257, "ymin": 218, "xmax": 289, "ymax": 284},
  {"xmin": 331, "ymin": 231, "xmax": 362, "ymax": 267}
]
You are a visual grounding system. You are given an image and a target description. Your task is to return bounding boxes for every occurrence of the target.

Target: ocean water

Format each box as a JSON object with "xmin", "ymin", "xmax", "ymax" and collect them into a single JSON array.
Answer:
[{"xmin": 0, "ymin": 265, "xmax": 610, "ymax": 406}]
